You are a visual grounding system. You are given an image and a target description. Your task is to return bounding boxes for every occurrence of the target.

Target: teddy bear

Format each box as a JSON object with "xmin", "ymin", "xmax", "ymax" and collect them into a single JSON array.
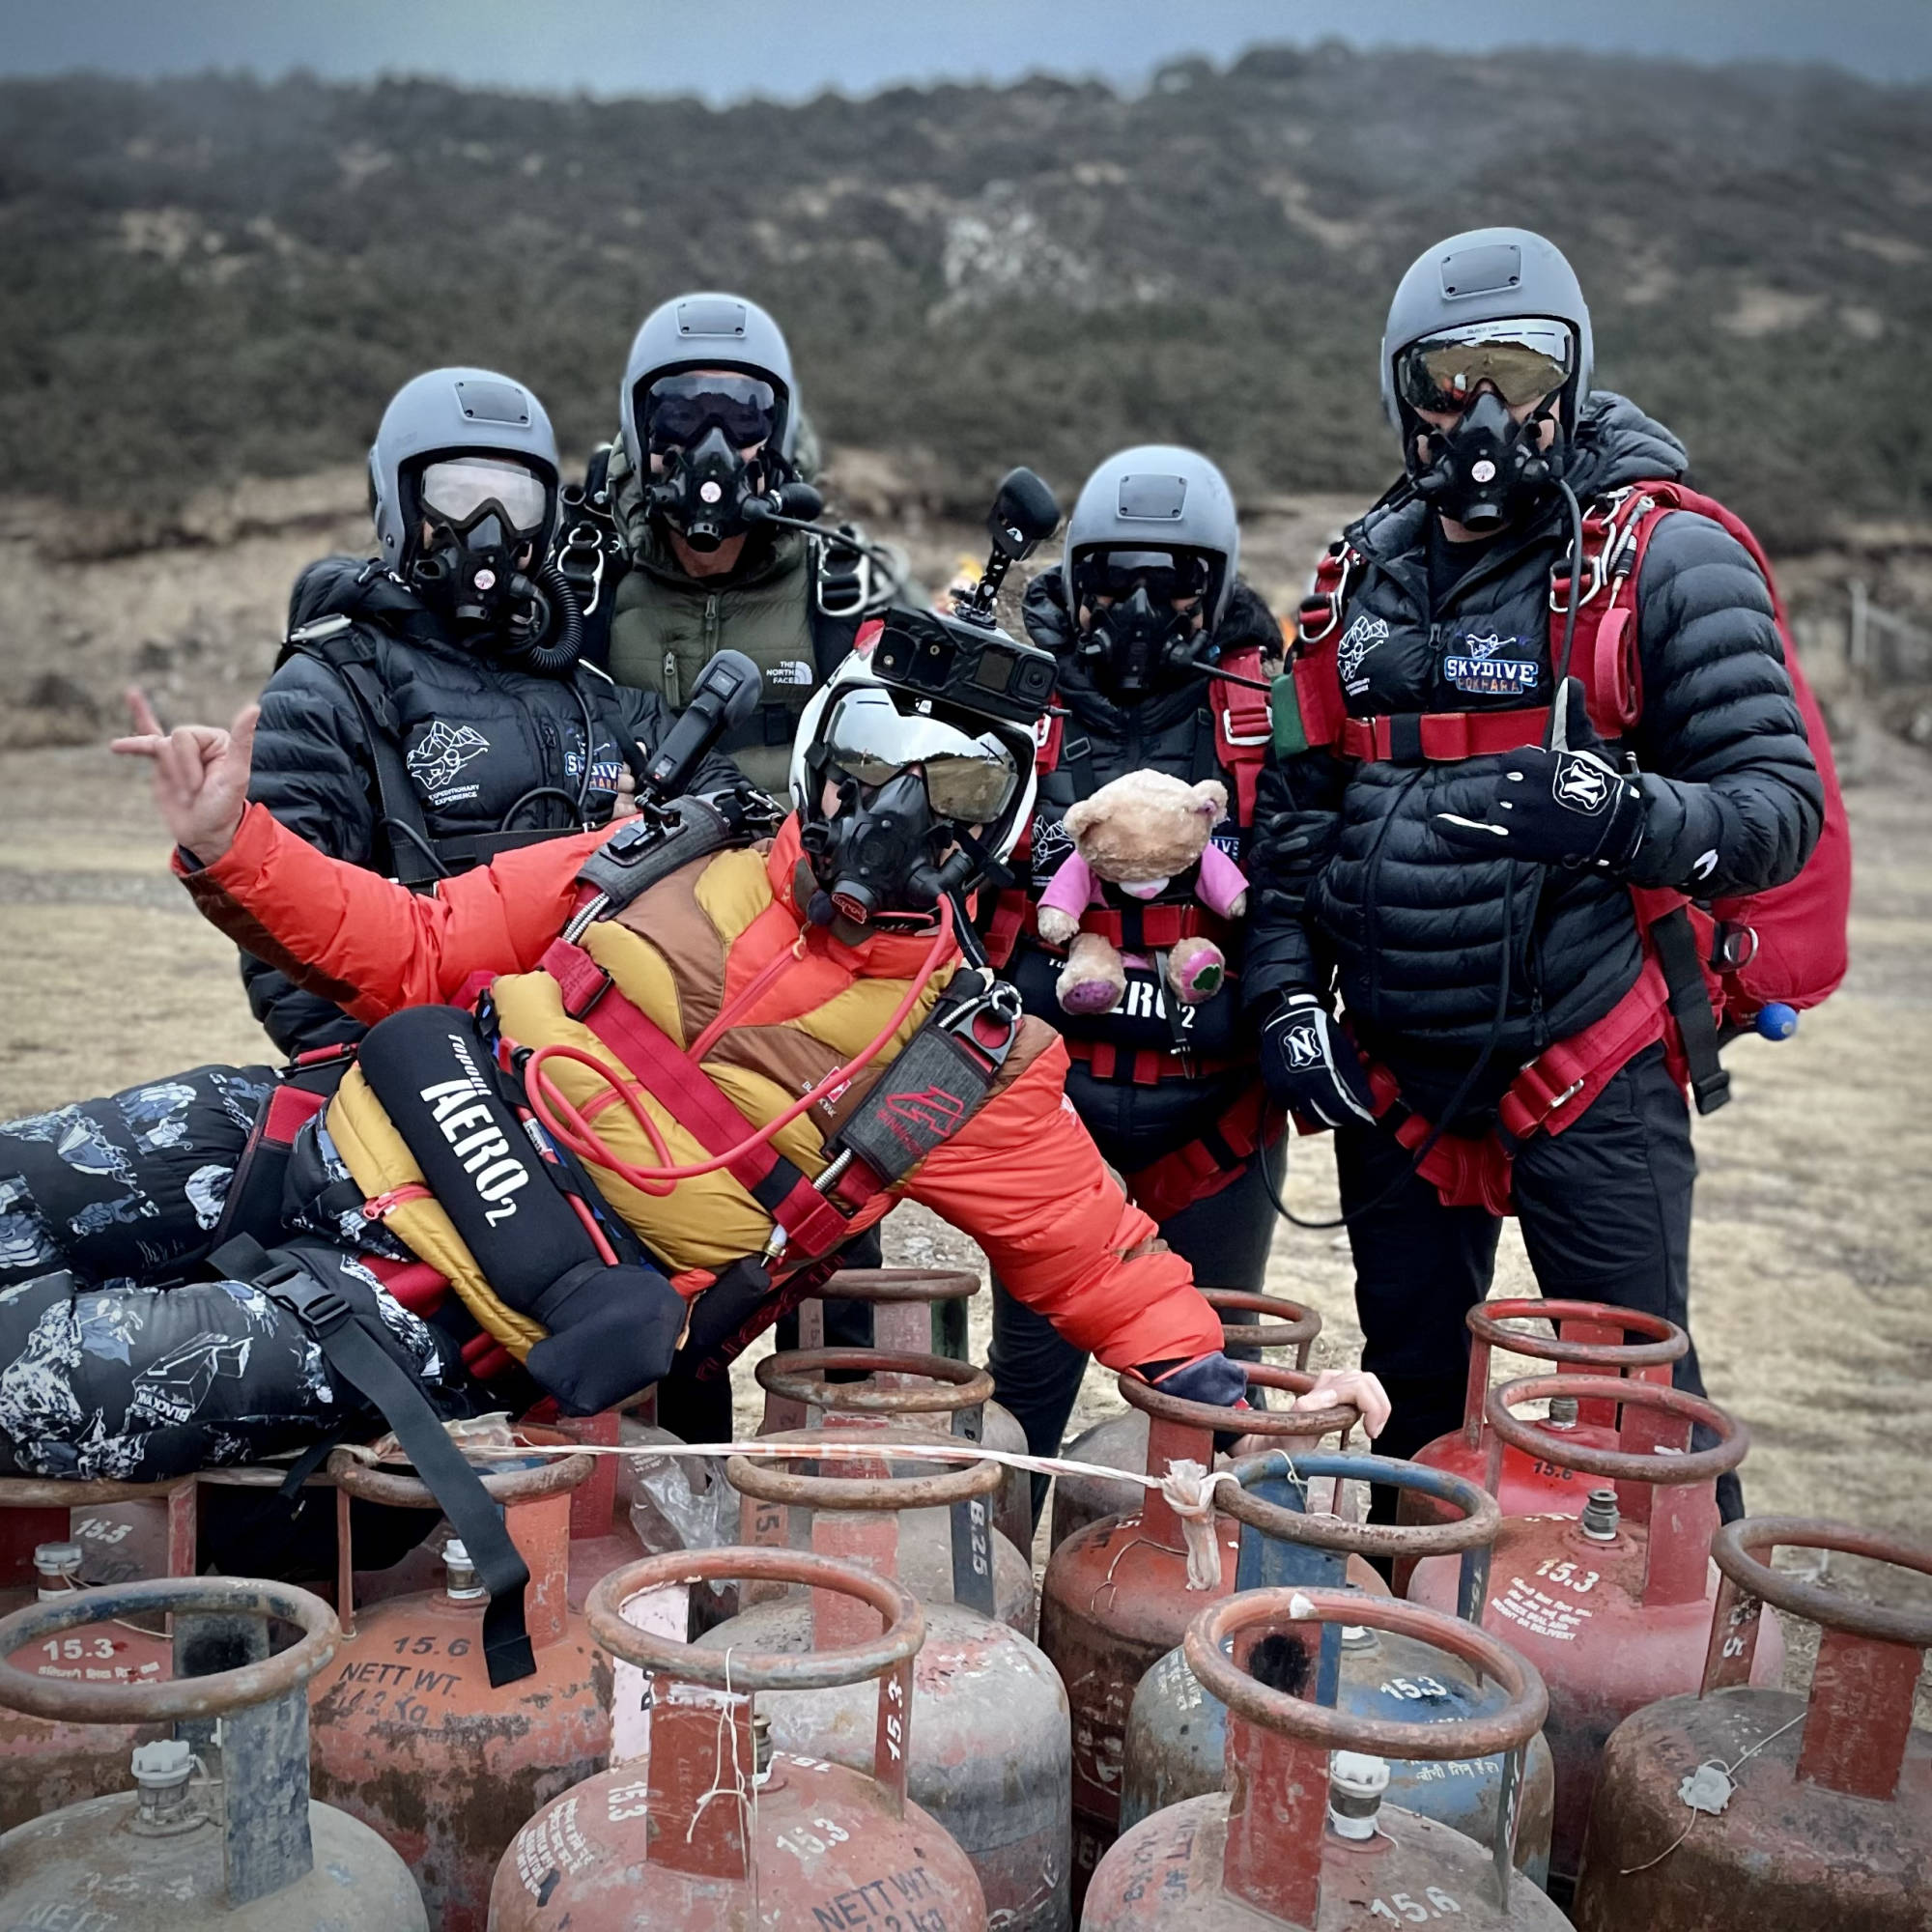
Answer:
[{"xmin": 1034, "ymin": 768, "xmax": 1248, "ymax": 1015}]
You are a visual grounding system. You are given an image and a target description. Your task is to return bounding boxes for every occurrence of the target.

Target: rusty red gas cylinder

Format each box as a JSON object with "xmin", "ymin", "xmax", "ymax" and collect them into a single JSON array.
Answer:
[
  {"xmin": 1394, "ymin": 1299, "xmax": 1686, "ymax": 1590},
  {"xmin": 1122, "ymin": 1450, "xmax": 1557, "ymax": 1887},
  {"xmin": 307, "ymin": 1433, "xmax": 612, "ymax": 1932},
  {"xmin": 785, "ymin": 1265, "xmax": 1034, "ymax": 1555},
  {"xmin": 755, "ymin": 1348, "xmax": 1037, "ymax": 1631},
  {"xmin": 699, "ymin": 1428, "xmax": 1072, "ymax": 1928},
  {"xmin": 1085, "ymin": 1586, "xmax": 1568, "ymax": 1929},
  {"xmin": 1575, "ymin": 1516, "xmax": 1932, "ymax": 1930},
  {"xmin": 1039, "ymin": 1361, "xmax": 1362, "ymax": 1908},
  {"xmin": 1050, "ymin": 1290, "xmax": 1322, "ymax": 1551},
  {"xmin": 0, "ymin": 1573, "xmax": 428, "ymax": 1927},
  {"xmin": 1408, "ymin": 1373, "xmax": 1782, "ymax": 1896},
  {"xmin": 0, "ymin": 1472, "xmax": 195, "ymax": 1830},
  {"xmin": 488, "ymin": 1547, "xmax": 988, "ymax": 1929}
]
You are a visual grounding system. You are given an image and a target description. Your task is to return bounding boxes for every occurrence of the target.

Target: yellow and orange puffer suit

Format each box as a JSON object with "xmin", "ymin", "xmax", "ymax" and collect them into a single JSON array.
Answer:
[{"xmin": 184, "ymin": 807, "xmax": 1224, "ymax": 1375}]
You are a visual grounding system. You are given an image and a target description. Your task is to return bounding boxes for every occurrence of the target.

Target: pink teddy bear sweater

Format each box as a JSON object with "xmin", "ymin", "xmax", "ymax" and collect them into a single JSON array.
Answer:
[{"xmin": 1038, "ymin": 840, "xmax": 1249, "ymax": 929}]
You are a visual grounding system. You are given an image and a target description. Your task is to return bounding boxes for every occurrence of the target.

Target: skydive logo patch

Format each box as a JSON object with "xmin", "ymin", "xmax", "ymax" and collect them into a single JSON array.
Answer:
[
  {"xmin": 408, "ymin": 721, "xmax": 491, "ymax": 797},
  {"xmin": 1444, "ymin": 633, "xmax": 1541, "ymax": 696},
  {"xmin": 419, "ymin": 1034, "xmax": 530, "ymax": 1225}
]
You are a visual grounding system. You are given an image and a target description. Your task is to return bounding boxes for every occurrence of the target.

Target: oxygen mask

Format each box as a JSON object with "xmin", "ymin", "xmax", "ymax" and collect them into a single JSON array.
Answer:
[
  {"xmin": 407, "ymin": 456, "xmax": 554, "ymax": 640},
  {"xmin": 1071, "ymin": 549, "xmax": 1213, "ymax": 700},
  {"xmin": 640, "ymin": 372, "xmax": 781, "ymax": 552}
]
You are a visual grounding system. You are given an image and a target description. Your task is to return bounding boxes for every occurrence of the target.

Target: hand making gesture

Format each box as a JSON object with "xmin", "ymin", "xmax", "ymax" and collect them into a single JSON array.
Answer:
[{"xmin": 111, "ymin": 688, "xmax": 259, "ymax": 865}]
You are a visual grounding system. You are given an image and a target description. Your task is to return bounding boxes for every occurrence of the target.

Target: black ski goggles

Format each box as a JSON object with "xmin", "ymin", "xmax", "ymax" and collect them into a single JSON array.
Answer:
[
  {"xmin": 642, "ymin": 372, "xmax": 779, "ymax": 453},
  {"xmin": 1070, "ymin": 547, "xmax": 1215, "ymax": 609},
  {"xmin": 1394, "ymin": 320, "xmax": 1577, "ymax": 415},
  {"xmin": 415, "ymin": 457, "xmax": 551, "ymax": 536},
  {"xmin": 819, "ymin": 686, "xmax": 1020, "ymax": 825}
]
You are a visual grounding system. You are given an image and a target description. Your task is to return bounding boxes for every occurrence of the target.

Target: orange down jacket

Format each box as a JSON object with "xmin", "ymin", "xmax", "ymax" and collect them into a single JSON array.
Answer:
[{"xmin": 181, "ymin": 805, "xmax": 1225, "ymax": 1375}]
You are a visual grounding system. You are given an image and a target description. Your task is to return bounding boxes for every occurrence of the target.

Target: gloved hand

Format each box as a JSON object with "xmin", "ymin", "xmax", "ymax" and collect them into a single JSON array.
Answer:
[
  {"xmin": 1435, "ymin": 680, "xmax": 1645, "ymax": 870},
  {"xmin": 525, "ymin": 1260, "xmax": 689, "ymax": 1416},
  {"xmin": 1261, "ymin": 991, "xmax": 1378, "ymax": 1130}
]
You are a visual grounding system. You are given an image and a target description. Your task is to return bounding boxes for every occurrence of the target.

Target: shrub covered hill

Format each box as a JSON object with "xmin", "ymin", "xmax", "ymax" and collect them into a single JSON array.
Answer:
[{"xmin": 4, "ymin": 43, "xmax": 1929, "ymax": 549}]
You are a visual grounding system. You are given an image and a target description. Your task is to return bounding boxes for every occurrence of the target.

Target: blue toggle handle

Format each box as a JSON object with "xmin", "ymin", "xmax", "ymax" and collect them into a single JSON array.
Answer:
[{"xmin": 1754, "ymin": 1002, "xmax": 1799, "ymax": 1041}]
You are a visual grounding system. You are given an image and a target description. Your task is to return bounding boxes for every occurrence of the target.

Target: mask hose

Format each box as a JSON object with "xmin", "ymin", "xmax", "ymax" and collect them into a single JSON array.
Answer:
[
  {"xmin": 523, "ymin": 895, "xmax": 956, "ymax": 1196},
  {"xmin": 505, "ymin": 561, "xmax": 584, "ymax": 676}
]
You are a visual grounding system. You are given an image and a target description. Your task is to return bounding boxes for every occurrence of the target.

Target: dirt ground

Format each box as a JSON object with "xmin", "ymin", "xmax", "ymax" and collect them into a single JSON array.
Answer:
[{"xmin": 0, "ymin": 479, "xmax": 1926, "ymax": 1664}]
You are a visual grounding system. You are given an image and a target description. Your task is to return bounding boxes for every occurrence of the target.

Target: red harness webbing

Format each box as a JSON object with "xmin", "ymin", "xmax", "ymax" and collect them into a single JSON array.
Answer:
[
  {"xmin": 1338, "ymin": 706, "xmax": 1549, "ymax": 764},
  {"xmin": 1123, "ymin": 1084, "xmax": 1281, "ymax": 1226},
  {"xmin": 541, "ymin": 937, "xmax": 858, "ymax": 1264},
  {"xmin": 1065, "ymin": 1037, "xmax": 1242, "ymax": 1087}
]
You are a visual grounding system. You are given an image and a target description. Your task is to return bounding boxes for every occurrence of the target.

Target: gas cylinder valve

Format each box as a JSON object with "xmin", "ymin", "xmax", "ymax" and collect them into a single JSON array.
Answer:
[
  {"xmin": 1328, "ymin": 1750, "xmax": 1391, "ymax": 1839},
  {"xmin": 1579, "ymin": 1488, "xmax": 1620, "ymax": 1542}
]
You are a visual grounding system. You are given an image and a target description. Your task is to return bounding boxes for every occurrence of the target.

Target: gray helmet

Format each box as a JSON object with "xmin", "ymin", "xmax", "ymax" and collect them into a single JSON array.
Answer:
[
  {"xmin": 616, "ymin": 292, "xmax": 800, "ymax": 480},
  {"xmin": 1380, "ymin": 227, "xmax": 1593, "ymax": 434},
  {"xmin": 1063, "ymin": 444, "xmax": 1239, "ymax": 629},
  {"xmin": 369, "ymin": 367, "xmax": 560, "ymax": 567}
]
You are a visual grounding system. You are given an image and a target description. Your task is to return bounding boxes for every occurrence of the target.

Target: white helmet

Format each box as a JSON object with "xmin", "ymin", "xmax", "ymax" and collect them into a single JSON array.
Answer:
[{"xmin": 790, "ymin": 647, "xmax": 1039, "ymax": 925}]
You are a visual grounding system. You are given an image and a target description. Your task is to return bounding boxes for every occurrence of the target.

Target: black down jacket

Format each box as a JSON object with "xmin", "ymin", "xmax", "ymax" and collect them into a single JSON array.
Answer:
[
  {"xmin": 1010, "ymin": 569, "xmax": 1282, "ymax": 1168},
  {"xmin": 243, "ymin": 557, "xmax": 737, "ymax": 1057},
  {"xmin": 1244, "ymin": 394, "xmax": 1825, "ymax": 1067}
]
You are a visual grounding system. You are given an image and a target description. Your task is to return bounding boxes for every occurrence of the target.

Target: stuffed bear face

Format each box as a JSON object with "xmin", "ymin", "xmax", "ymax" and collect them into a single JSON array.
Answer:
[{"xmin": 1060, "ymin": 769, "xmax": 1229, "ymax": 887}]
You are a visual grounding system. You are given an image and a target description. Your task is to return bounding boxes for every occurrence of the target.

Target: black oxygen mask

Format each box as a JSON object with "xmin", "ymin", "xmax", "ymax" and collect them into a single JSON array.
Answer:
[
  {"xmin": 1411, "ymin": 389, "xmax": 1560, "ymax": 533},
  {"xmin": 649, "ymin": 426, "xmax": 760, "ymax": 553},
  {"xmin": 409, "ymin": 509, "xmax": 541, "ymax": 640},
  {"xmin": 800, "ymin": 771, "xmax": 952, "ymax": 928},
  {"xmin": 1079, "ymin": 585, "xmax": 1204, "ymax": 702}
]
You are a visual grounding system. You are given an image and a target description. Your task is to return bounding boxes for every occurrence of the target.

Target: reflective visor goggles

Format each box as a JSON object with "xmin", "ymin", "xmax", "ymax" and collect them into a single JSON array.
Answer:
[
  {"xmin": 642, "ymin": 371, "xmax": 778, "ymax": 452},
  {"xmin": 1394, "ymin": 319, "xmax": 1577, "ymax": 414},
  {"xmin": 1070, "ymin": 547, "xmax": 1214, "ymax": 608},
  {"xmin": 415, "ymin": 456, "xmax": 551, "ymax": 535},
  {"xmin": 820, "ymin": 686, "xmax": 1020, "ymax": 824}
]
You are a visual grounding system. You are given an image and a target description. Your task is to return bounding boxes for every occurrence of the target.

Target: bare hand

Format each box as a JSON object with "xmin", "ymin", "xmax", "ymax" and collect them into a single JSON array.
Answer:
[
  {"xmin": 111, "ymin": 689, "xmax": 257, "ymax": 865},
  {"xmin": 1226, "ymin": 1366, "xmax": 1391, "ymax": 1462},
  {"xmin": 611, "ymin": 768, "xmax": 640, "ymax": 819}
]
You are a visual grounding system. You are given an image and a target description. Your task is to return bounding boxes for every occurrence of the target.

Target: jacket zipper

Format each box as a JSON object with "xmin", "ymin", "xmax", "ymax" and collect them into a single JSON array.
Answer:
[
  {"xmin": 663, "ymin": 649, "xmax": 681, "ymax": 709},
  {"xmin": 687, "ymin": 935, "xmax": 807, "ymax": 1064},
  {"xmin": 703, "ymin": 594, "xmax": 721, "ymax": 664}
]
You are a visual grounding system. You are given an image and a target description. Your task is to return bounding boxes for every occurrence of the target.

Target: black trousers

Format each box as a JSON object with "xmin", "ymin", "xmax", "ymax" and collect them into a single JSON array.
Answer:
[
  {"xmin": 988, "ymin": 1137, "xmax": 1287, "ymax": 1520},
  {"xmin": 1338, "ymin": 1041, "xmax": 1741, "ymax": 1522}
]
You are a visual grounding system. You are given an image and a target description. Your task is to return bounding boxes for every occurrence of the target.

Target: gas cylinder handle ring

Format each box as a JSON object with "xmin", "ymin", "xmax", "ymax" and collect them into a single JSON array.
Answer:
[
  {"xmin": 1220, "ymin": 1450, "xmax": 1501, "ymax": 1558},
  {"xmin": 1486, "ymin": 1375, "xmax": 1747, "ymax": 1485},
  {"xmin": 757, "ymin": 1347, "xmax": 994, "ymax": 1415},
  {"xmin": 587, "ymin": 1547, "xmax": 923, "ymax": 1690},
  {"xmin": 816, "ymin": 1266, "xmax": 980, "ymax": 1302},
  {"xmin": 1713, "ymin": 1517, "xmax": 1932, "ymax": 1650},
  {"xmin": 1183, "ymin": 1586, "xmax": 1548, "ymax": 1761},
  {"xmin": 1202, "ymin": 1288, "xmax": 1322, "ymax": 1356},
  {"xmin": 1119, "ymin": 1361, "xmax": 1363, "ymax": 1439},
  {"xmin": 725, "ymin": 1427, "xmax": 1005, "ymax": 1512},
  {"xmin": 1465, "ymin": 1297, "xmax": 1687, "ymax": 1370},
  {"xmin": 325, "ymin": 1428, "xmax": 595, "ymax": 1508},
  {"xmin": 0, "ymin": 1576, "xmax": 338, "ymax": 1726}
]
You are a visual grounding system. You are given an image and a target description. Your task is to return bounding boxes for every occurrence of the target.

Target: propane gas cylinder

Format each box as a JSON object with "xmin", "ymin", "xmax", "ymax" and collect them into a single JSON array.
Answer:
[
  {"xmin": 753, "ymin": 1348, "xmax": 1037, "ymax": 1630},
  {"xmin": 1122, "ymin": 1450, "xmax": 1556, "ymax": 1886},
  {"xmin": 781, "ymin": 1266, "xmax": 1033, "ymax": 1555},
  {"xmin": 703, "ymin": 1426, "xmax": 1072, "ymax": 1929},
  {"xmin": 1575, "ymin": 1516, "xmax": 1932, "ymax": 1931},
  {"xmin": 1086, "ymin": 1586, "xmax": 1568, "ymax": 1930},
  {"xmin": 1408, "ymin": 1373, "xmax": 1782, "ymax": 1896},
  {"xmin": 489, "ymin": 1548, "xmax": 988, "ymax": 1929},
  {"xmin": 1393, "ymin": 1299, "xmax": 1686, "ymax": 1590},
  {"xmin": 0, "ymin": 1473, "xmax": 195, "ymax": 1830},
  {"xmin": 0, "ymin": 1574, "xmax": 427, "ymax": 1928},
  {"xmin": 307, "ymin": 1432, "xmax": 611, "ymax": 1932},
  {"xmin": 1050, "ymin": 1290, "xmax": 1321, "ymax": 1551},
  {"xmin": 1038, "ymin": 1361, "xmax": 1362, "ymax": 1908}
]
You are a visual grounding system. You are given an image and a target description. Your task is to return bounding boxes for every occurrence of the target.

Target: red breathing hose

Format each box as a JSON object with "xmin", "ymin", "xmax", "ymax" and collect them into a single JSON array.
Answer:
[{"xmin": 524, "ymin": 895, "xmax": 956, "ymax": 1197}]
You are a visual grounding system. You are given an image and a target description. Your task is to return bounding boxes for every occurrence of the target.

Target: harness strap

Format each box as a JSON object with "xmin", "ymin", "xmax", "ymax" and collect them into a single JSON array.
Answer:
[
  {"xmin": 1123, "ymin": 1084, "xmax": 1279, "ymax": 1225},
  {"xmin": 541, "ymin": 938, "xmax": 852, "ymax": 1262},
  {"xmin": 1077, "ymin": 898, "xmax": 1228, "ymax": 951},
  {"xmin": 1647, "ymin": 903, "xmax": 1731, "ymax": 1115},
  {"xmin": 1211, "ymin": 646, "xmax": 1272, "ymax": 823},
  {"xmin": 210, "ymin": 1234, "xmax": 536, "ymax": 1688},
  {"xmin": 1339, "ymin": 706, "xmax": 1550, "ymax": 764},
  {"xmin": 1065, "ymin": 1037, "xmax": 1242, "ymax": 1086}
]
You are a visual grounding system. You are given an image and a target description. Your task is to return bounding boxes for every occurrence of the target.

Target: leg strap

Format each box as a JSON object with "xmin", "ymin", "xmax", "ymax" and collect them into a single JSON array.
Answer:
[{"xmin": 212, "ymin": 1234, "xmax": 535, "ymax": 1688}]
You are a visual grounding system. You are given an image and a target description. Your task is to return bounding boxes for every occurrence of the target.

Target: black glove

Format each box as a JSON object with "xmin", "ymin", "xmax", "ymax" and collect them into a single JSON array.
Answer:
[
  {"xmin": 524, "ymin": 1260, "xmax": 689, "ymax": 1416},
  {"xmin": 1261, "ymin": 992, "xmax": 1378, "ymax": 1130},
  {"xmin": 1435, "ymin": 680, "xmax": 1646, "ymax": 871}
]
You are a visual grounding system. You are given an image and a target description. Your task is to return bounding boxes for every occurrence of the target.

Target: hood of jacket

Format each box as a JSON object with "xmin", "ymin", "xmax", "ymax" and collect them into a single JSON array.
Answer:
[{"xmin": 285, "ymin": 553, "xmax": 447, "ymax": 652}]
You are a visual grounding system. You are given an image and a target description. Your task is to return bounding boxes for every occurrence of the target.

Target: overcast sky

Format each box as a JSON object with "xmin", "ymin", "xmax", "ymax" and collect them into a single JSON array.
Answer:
[{"xmin": 4, "ymin": 0, "xmax": 1928, "ymax": 95}]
